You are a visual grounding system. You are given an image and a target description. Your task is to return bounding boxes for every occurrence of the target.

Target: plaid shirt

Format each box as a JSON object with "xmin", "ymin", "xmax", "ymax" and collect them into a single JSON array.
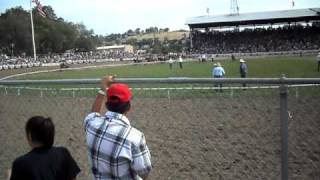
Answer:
[{"xmin": 84, "ymin": 111, "xmax": 152, "ymax": 180}]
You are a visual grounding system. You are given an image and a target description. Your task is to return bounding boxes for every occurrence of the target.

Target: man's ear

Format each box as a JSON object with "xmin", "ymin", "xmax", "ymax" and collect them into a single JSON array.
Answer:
[{"xmin": 27, "ymin": 133, "xmax": 33, "ymax": 145}]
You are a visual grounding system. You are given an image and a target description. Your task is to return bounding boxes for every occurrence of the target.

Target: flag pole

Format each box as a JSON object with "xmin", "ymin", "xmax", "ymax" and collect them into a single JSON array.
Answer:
[{"xmin": 30, "ymin": 0, "xmax": 37, "ymax": 61}]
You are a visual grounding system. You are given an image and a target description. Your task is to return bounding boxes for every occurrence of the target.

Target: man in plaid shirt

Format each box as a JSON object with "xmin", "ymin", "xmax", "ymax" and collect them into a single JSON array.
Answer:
[{"xmin": 84, "ymin": 75, "xmax": 152, "ymax": 180}]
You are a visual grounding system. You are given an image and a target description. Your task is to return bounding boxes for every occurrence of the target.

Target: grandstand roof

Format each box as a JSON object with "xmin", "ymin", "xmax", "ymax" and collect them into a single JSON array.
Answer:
[{"xmin": 186, "ymin": 8, "xmax": 320, "ymax": 29}]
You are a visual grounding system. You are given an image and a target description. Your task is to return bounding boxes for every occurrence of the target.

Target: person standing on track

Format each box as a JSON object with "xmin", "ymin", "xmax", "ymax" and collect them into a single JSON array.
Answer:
[
  {"xmin": 179, "ymin": 56, "xmax": 183, "ymax": 69},
  {"xmin": 168, "ymin": 57, "xmax": 173, "ymax": 69},
  {"xmin": 84, "ymin": 75, "xmax": 152, "ymax": 180},
  {"xmin": 212, "ymin": 62, "xmax": 225, "ymax": 92},
  {"xmin": 240, "ymin": 59, "xmax": 248, "ymax": 87},
  {"xmin": 317, "ymin": 52, "xmax": 320, "ymax": 72}
]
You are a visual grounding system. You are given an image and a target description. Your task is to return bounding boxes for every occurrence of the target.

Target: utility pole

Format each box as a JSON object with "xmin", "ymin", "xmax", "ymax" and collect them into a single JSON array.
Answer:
[
  {"xmin": 30, "ymin": 0, "xmax": 37, "ymax": 61},
  {"xmin": 230, "ymin": 0, "xmax": 239, "ymax": 15},
  {"xmin": 292, "ymin": 0, "xmax": 295, "ymax": 8}
]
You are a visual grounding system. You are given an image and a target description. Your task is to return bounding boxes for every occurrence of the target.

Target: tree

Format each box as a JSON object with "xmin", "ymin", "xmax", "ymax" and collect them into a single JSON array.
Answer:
[
  {"xmin": 0, "ymin": 6, "xmax": 98, "ymax": 55},
  {"xmin": 0, "ymin": 7, "xmax": 33, "ymax": 55},
  {"xmin": 134, "ymin": 28, "xmax": 140, "ymax": 35},
  {"xmin": 74, "ymin": 36, "xmax": 95, "ymax": 52},
  {"xmin": 127, "ymin": 29, "xmax": 134, "ymax": 36},
  {"xmin": 43, "ymin": 6, "xmax": 57, "ymax": 20}
]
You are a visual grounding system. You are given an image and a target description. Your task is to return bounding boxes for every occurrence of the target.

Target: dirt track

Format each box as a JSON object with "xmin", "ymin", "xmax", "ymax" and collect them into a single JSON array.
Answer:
[{"xmin": 0, "ymin": 92, "xmax": 319, "ymax": 179}]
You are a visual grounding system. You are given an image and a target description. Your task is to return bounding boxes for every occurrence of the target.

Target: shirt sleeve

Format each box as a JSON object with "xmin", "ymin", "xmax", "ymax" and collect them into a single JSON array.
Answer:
[
  {"xmin": 84, "ymin": 112, "xmax": 101, "ymax": 130},
  {"xmin": 10, "ymin": 159, "xmax": 23, "ymax": 180},
  {"xmin": 62, "ymin": 147, "xmax": 81, "ymax": 179},
  {"xmin": 131, "ymin": 134, "xmax": 152, "ymax": 177}
]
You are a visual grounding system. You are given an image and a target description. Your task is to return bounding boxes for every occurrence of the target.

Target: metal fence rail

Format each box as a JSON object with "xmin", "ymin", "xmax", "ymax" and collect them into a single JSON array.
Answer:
[
  {"xmin": 1, "ymin": 77, "xmax": 319, "ymax": 180},
  {"xmin": 1, "ymin": 77, "xmax": 320, "ymax": 85}
]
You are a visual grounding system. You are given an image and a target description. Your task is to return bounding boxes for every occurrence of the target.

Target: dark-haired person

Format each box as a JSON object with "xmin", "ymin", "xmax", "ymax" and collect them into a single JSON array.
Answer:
[
  {"xmin": 317, "ymin": 52, "xmax": 320, "ymax": 72},
  {"xmin": 84, "ymin": 75, "xmax": 152, "ymax": 180},
  {"xmin": 7, "ymin": 116, "xmax": 80, "ymax": 180}
]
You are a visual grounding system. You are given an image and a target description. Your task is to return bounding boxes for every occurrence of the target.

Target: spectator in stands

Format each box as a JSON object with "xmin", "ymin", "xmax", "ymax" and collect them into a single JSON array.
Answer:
[
  {"xmin": 84, "ymin": 75, "xmax": 152, "ymax": 180},
  {"xmin": 240, "ymin": 59, "xmax": 248, "ymax": 87},
  {"xmin": 212, "ymin": 62, "xmax": 225, "ymax": 92},
  {"xmin": 7, "ymin": 116, "xmax": 80, "ymax": 180},
  {"xmin": 191, "ymin": 25, "xmax": 320, "ymax": 54},
  {"xmin": 179, "ymin": 56, "xmax": 183, "ymax": 69}
]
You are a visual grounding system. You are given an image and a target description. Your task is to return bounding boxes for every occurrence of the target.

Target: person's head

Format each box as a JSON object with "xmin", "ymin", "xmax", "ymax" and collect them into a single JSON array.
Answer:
[
  {"xmin": 217, "ymin": 62, "xmax": 221, "ymax": 67},
  {"xmin": 106, "ymin": 83, "xmax": 132, "ymax": 114},
  {"xmin": 240, "ymin": 59, "xmax": 245, "ymax": 63},
  {"xmin": 25, "ymin": 116, "xmax": 55, "ymax": 149}
]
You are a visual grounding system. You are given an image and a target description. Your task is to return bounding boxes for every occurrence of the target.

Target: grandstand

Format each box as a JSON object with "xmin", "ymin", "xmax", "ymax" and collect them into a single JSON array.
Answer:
[{"xmin": 186, "ymin": 8, "xmax": 320, "ymax": 54}]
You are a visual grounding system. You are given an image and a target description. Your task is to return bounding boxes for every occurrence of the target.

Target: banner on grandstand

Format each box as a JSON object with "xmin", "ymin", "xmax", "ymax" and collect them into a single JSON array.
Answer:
[{"xmin": 32, "ymin": 0, "xmax": 46, "ymax": 17}]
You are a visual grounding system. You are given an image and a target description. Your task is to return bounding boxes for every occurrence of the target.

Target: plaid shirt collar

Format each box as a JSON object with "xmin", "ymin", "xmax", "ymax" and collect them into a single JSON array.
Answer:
[{"xmin": 105, "ymin": 111, "xmax": 130, "ymax": 125}]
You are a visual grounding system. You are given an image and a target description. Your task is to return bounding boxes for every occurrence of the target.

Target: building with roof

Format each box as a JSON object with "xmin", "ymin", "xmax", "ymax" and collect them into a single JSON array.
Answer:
[
  {"xmin": 186, "ymin": 8, "xmax": 320, "ymax": 29},
  {"xmin": 186, "ymin": 8, "xmax": 320, "ymax": 49},
  {"xmin": 96, "ymin": 45, "xmax": 134, "ymax": 53}
]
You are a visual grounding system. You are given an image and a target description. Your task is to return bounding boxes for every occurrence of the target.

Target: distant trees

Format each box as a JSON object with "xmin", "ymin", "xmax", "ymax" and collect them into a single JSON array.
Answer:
[
  {"xmin": 134, "ymin": 28, "xmax": 140, "ymax": 35},
  {"xmin": 0, "ymin": 6, "xmax": 97, "ymax": 56},
  {"xmin": 0, "ymin": 7, "xmax": 32, "ymax": 55},
  {"xmin": 0, "ymin": 6, "xmax": 185, "ymax": 56},
  {"xmin": 125, "ymin": 26, "xmax": 171, "ymax": 36}
]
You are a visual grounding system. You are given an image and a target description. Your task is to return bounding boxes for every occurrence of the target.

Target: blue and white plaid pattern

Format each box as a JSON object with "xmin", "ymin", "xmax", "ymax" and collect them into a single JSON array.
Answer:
[{"xmin": 84, "ymin": 111, "xmax": 152, "ymax": 180}]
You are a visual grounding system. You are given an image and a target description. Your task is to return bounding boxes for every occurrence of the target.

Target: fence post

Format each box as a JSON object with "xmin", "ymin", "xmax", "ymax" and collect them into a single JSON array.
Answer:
[{"xmin": 280, "ymin": 75, "xmax": 289, "ymax": 180}]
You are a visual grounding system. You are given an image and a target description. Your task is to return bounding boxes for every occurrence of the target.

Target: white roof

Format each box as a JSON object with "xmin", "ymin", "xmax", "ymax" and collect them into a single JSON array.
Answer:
[
  {"xmin": 96, "ymin": 45, "xmax": 126, "ymax": 50},
  {"xmin": 186, "ymin": 8, "xmax": 320, "ymax": 26}
]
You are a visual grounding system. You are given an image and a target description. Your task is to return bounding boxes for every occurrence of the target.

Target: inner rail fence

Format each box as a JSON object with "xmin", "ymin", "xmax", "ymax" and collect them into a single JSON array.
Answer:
[{"xmin": 0, "ymin": 77, "xmax": 319, "ymax": 180}]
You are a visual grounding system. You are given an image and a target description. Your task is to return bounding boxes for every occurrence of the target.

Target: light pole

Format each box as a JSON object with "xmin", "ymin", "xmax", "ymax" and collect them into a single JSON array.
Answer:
[{"xmin": 10, "ymin": 43, "xmax": 15, "ymax": 57}]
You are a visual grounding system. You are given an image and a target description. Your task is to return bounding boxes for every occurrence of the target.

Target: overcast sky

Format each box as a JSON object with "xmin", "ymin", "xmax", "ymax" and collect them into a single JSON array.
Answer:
[{"xmin": 1, "ymin": 0, "xmax": 319, "ymax": 35}]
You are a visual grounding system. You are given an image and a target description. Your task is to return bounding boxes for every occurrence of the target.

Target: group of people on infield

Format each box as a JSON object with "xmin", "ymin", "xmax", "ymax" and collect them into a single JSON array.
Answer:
[
  {"xmin": 212, "ymin": 58, "xmax": 248, "ymax": 92},
  {"xmin": 6, "ymin": 75, "xmax": 152, "ymax": 180}
]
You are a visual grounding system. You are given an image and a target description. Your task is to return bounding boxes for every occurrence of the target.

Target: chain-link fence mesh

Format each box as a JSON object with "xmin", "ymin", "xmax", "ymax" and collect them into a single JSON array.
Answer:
[
  {"xmin": 287, "ymin": 86, "xmax": 320, "ymax": 179},
  {"xmin": 0, "ymin": 83, "xmax": 319, "ymax": 180}
]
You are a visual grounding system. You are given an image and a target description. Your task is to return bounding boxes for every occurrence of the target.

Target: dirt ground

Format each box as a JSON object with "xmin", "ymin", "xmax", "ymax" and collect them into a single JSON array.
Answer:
[{"xmin": 0, "ymin": 92, "xmax": 319, "ymax": 180}]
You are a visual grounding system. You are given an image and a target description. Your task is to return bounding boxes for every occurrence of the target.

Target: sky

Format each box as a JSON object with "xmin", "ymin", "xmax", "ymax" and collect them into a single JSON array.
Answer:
[{"xmin": 0, "ymin": 0, "xmax": 319, "ymax": 35}]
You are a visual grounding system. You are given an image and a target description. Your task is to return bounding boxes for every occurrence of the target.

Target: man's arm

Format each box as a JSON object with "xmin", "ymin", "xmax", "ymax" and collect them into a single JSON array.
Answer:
[
  {"xmin": 140, "ymin": 174, "xmax": 149, "ymax": 180},
  {"xmin": 5, "ymin": 169, "xmax": 11, "ymax": 180},
  {"xmin": 91, "ymin": 75, "xmax": 115, "ymax": 113}
]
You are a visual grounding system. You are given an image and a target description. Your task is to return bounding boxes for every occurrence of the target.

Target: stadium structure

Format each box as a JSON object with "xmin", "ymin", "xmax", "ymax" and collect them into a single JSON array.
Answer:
[{"xmin": 186, "ymin": 8, "xmax": 320, "ymax": 54}]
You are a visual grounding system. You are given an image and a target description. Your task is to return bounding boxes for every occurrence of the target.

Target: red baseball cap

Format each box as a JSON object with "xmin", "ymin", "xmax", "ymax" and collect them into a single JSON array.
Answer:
[{"xmin": 107, "ymin": 83, "xmax": 132, "ymax": 103}]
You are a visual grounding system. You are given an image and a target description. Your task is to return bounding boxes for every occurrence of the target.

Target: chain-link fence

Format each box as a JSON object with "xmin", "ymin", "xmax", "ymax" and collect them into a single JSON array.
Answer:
[{"xmin": 0, "ymin": 78, "xmax": 319, "ymax": 180}]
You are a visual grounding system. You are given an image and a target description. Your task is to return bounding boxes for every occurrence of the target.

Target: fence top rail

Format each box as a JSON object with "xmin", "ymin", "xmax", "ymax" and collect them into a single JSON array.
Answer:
[{"xmin": 0, "ymin": 77, "xmax": 320, "ymax": 85}]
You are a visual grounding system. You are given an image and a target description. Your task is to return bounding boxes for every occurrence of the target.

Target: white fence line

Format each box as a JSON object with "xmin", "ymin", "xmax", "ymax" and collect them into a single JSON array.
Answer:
[{"xmin": 0, "ymin": 84, "xmax": 319, "ymax": 91}]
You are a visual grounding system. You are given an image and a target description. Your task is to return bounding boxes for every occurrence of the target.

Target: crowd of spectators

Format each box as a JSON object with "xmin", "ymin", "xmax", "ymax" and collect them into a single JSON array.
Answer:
[
  {"xmin": 0, "ymin": 51, "xmax": 136, "ymax": 70},
  {"xmin": 191, "ymin": 25, "xmax": 320, "ymax": 54}
]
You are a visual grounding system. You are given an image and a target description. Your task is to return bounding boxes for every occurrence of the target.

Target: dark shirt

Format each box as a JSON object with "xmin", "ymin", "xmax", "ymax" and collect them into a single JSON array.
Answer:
[{"xmin": 10, "ymin": 147, "xmax": 80, "ymax": 180}]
